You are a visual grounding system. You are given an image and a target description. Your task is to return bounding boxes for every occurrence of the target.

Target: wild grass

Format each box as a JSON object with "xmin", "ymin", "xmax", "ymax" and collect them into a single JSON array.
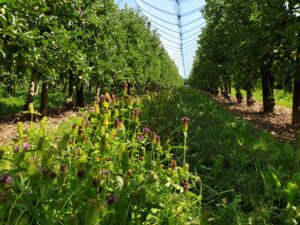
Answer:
[
  {"xmin": 232, "ymin": 89, "xmax": 293, "ymax": 108},
  {"xmin": 142, "ymin": 87, "xmax": 300, "ymax": 224}
]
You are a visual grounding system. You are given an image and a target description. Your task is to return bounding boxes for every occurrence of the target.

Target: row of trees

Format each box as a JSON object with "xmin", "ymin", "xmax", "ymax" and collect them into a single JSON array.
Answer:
[
  {"xmin": 189, "ymin": 0, "xmax": 300, "ymax": 124},
  {"xmin": 0, "ymin": 0, "xmax": 183, "ymax": 115}
]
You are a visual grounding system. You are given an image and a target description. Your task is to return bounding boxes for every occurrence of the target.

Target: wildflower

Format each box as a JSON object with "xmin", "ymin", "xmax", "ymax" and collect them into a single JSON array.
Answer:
[
  {"xmin": 137, "ymin": 134, "xmax": 144, "ymax": 141},
  {"xmin": 111, "ymin": 94, "xmax": 116, "ymax": 105},
  {"xmin": 182, "ymin": 117, "xmax": 189, "ymax": 132},
  {"xmin": 157, "ymin": 136, "xmax": 161, "ymax": 146},
  {"xmin": 0, "ymin": 174, "xmax": 13, "ymax": 185},
  {"xmin": 6, "ymin": 176, "xmax": 13, "ymax": 185},
  {"xmin": 115, "ymin": 119, "xmax": 121, "ymax": 129},
  {"xmin": 77, "ymin": 168, "xmax": 85, "ymax": 179},
  {"xmin": 171, "ymin": 160, "xmax": 177, "ymax": 170},
  {"xmin": 181, "ymin": 180, "xmax": 189, "ymax": 192},
  {"xmin": 78, "ymin": 126, "xmax": 83, "ymax": 136},
  {"xmin": 122, "ymin": 81, "xmax": 128, "ymax": 95},
  {"xmin": 106, "ymin": 193, "xmax": 118, "ymax": 205},
  {"xmin": 152, "ymin": 132, "xmax": 157, "ymax": 143},
  {"xmin": 60, "ymin": 164, "xmax": 68, "ymax": 174},
  {"xmin": 22, "ymin": 141, "xmax": 30, "ymax": 150},
  {"xmin": 91, "ymin": 177, "xmax": 99, "ymax": 188},
  {"xmin": 143, "ymin": 128, "xmax": 150, "ymax": 136},
  {"xmin": 133, "ymin": 109, "xmax": 139, "ymax": 123},
  {"xmin": 50, "ymin": 171, "xmax": 57, "ymax": 179},
  {"xmin": 103, "ymin": 169, "xmax": 111, "ymax": 176}
]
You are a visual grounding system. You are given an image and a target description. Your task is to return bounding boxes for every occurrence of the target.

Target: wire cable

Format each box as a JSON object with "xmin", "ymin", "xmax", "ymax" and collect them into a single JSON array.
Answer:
[
  {"xmin": 139, "ymin": 0, "xmax": 178, "ymax": 16},
  {"xmin": 182, "ymin": 21, "xmax": 206, "ymax": 34},
  {"xmin": 149, "ymin": 19, "xmax": 180, "ymax": 34},
  {"xmin": 181, "ymin": 5, "xmax": 204, "ymax": 17},
  {"xmin": 136, "ymin": 0, "xmax": 178, "ymax": 26}
]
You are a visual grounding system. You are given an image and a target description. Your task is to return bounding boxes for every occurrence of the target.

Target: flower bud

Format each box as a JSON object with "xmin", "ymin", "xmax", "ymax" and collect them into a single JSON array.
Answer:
[
  {"xmin": 181, "ymin": 180, "xmax": 189, "ymax": 192},
  {"xmin": 143, "ymin": 128, "xmax": 150, "ymax": 136},
  {"xmin": 28, "ymin": 103, "xmax": 34, "ymax": 115},
  {"xmin": 133, "ymin": 109, "xmax": 139, "ymax": 123},
  {"xmin": 152, "ymin": 132, "xmax": 157, "ymax": 143},
  {"xmin": 182, "ymin": 117, "xmax": 189, "ymax": 132},
  {"xmin": 122, "ymin": 81, "xmax": 128, "ymax": 95},
  {"xmin": 171, "ymin": 160, "xmax": 177, "ymax": 170},
  {"xmin": 137, "ymin": 134, "xmax": 144, "ymax": 141}
]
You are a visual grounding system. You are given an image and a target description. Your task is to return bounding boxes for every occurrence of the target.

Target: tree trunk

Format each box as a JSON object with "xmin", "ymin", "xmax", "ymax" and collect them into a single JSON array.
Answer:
[
  {"xmin": 24, "ymin": 70, "xmax": 37, "ymax": 110},
  {"xmin": 40, "ymin": 82, "xmax": 49, "ymax": 116},
  {"xmin": 261, "ymin": 66, "xmax": 275, "ymax": 113},
  {"xmin": 76, "ymin": 82, "xmax": 84, "ymax": 107},
  {"xmin": 68, "ymin": 71, "xmax": 74, "ymax": 98},
  {"xmin": 292, "ymin": 49, "xmax": 300, "ymax": 125},
  {"xmin": 246, "ymin": 89, "xmax": 253, "ymax": 107},
  {"xmin": 235, "ymin": 86, "xmax": 243, "ymax": 104}
]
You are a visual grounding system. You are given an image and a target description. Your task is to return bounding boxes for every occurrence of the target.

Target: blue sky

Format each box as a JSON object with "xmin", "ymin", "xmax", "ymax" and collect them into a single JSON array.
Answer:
[{"xmin": 115, "ymin": 0, "xmax": 206, "ymax": 78}]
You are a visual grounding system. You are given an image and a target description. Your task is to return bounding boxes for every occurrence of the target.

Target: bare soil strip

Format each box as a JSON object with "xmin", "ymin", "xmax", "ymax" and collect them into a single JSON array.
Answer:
[{"xmin": 210, "ymin": 94, "xmax": 299, "ymax": 143}]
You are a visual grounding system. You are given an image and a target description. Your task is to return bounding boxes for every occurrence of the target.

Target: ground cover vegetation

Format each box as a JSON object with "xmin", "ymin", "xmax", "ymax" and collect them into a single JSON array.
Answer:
[
  {"xmin": 142, "ymin": 88, "xmax": 300, "ymax": 224},
  {"xmin": 189, "ymin": 0, "xmax": 300, "ymax": 124},
  {"xmin": 0, "ymin": 0, "xmax": 183, "ymax": 117},
  {"xmin": 0, "ymin": 85, "xmax": 202, "ymax": 224}
]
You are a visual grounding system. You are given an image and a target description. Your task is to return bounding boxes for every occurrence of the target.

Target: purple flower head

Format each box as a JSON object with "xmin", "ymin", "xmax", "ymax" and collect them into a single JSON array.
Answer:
[
  {"xmin": 22, "ymin": 142, "xmax": 30, "ymax": 150},
  {"xmin": 143, "ymin": 128, "xmax": 150, "ymax": 136},
  {"xmin": 103, "ymin": 169, "xmax": 111, "ymax": 176},
  {"xmin": 106, "ymin": 193, "xmax": 118, "ymax": 205},
  {"xmin": 181, "ymin": 180, "xmax": 189, "ymax": 192},
  {"xmin": 5, "ymin": 176, "xmax": 13, "ymax": 185},
  {"xmin": 137, "ymin": 134, "xmax": 144, "ymax": 141},
  {"xmin": 0, "ymin": 174, "xmax": 13, "ymax": 185}
]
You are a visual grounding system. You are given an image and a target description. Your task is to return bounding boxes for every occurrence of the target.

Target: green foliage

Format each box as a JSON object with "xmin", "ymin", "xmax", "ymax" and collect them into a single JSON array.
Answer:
[
  {"xmin": 189, "ymin": 0, "xmax": 300, "ymax": 104},
  {"xmin": 0, "ymin": 0, "xmax": 182, "ymax": 112},
  {"xmin": 0, "ymin": 91, "xmax": 201, "ymax": 224},
  {"xmin": 142, "ymin": 87, "xmax": 300, "ymax": 224}
]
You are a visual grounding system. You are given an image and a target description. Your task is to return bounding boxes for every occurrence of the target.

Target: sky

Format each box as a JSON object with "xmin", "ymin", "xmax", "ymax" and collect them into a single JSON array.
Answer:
[{"xmin": 115, "ymin": 0, "xmax": 206, "ymax": 78}]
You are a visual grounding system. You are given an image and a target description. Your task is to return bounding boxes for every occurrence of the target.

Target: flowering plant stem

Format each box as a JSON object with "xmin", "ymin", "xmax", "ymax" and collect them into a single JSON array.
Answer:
[{"xmin": 183, "ymin": 132, "xmax": 187, "ymax": 166}]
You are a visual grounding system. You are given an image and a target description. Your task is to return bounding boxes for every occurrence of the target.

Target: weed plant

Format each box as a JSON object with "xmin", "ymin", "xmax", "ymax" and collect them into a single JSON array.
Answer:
[
  {"xmin": 0, "ymin": 85, "xmax": 201, "ymax": 224},
  {"xmin": 142, "ymin": 88, "xmax": 300, "ymax": 224}
]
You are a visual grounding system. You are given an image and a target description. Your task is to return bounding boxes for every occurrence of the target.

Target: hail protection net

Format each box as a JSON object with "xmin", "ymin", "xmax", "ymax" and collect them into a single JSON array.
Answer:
[{"xmin": 116, "ymin": 0, "xmax": 206, "ymax": 78}]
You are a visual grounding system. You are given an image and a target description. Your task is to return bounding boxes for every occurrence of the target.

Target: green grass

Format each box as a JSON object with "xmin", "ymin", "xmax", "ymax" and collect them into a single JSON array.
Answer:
[
  {"xmin": 232, "ymin": 88, "xmax": 293, "ymax": 108},
  {"xmin": 142, "ymin": 88, "xmax": 300, "ymax": 224}
]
